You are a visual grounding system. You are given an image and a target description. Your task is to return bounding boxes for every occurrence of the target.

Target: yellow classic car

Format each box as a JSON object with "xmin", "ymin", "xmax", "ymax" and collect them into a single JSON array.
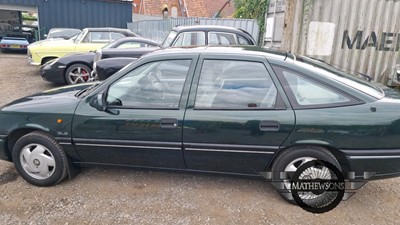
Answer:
[{"xmin": 28, "ymin": 27, "xmax": 137, "ymax": 65}]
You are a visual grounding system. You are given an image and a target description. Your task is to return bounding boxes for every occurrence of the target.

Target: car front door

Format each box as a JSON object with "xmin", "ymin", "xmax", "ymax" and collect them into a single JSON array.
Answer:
[
  {"xmin": 72, "ymin": 54, "xmax": 198, "ymax": 168},
  {"xmin": 182, "ymin": 55, "xmax": 296, "ymax": 174}
]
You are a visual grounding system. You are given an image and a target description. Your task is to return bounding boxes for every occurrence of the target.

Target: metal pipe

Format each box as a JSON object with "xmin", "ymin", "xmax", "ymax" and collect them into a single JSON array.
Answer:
[{"xmin": 183, "ymin": 0, "xmax": 189, "ymax": 17}]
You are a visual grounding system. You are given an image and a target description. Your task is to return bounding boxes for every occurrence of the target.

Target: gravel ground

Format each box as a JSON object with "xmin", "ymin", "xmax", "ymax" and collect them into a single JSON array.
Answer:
[{"xmin": 0, "ymin": 52, "xmax": 400, "ymax": 224}]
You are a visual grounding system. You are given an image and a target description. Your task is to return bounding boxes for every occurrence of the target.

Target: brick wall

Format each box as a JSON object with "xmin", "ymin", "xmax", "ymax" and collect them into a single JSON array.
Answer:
[{"xmin": 132, "ymin": 0, "xmax": 235, "ymax": 18}]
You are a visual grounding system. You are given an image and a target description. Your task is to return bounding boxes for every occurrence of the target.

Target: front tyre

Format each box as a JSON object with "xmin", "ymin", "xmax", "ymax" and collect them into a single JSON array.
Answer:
[
  {"xmin": 12, "ymin": 131, "xmax": 68, "ymax": 186},
  {"xmin": 65, "ymin": 63, "xmax": 92, "ymax": 85}
]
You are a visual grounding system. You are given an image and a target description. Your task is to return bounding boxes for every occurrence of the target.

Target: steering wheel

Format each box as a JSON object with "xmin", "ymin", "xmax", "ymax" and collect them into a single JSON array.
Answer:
[{"xmin": 142, "ymin": 71, "xmax": 164, "ymax": 100}]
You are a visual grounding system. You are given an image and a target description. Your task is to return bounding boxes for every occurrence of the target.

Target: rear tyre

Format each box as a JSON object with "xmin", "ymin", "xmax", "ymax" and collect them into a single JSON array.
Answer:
[
  {"xmin": 64, "ymin": 63, "xmax": 92, "ymax": 85},
  {"xmin": 12, "ymin": 131, "xmax": 68, "ymax": 186},
  {"xmin": 271, "ymin": 146, "xmax": 340, "ymax": 204}
]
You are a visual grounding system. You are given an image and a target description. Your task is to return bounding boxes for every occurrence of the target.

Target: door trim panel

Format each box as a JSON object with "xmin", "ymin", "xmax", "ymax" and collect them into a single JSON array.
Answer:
[
  {"xmin": 73, "ymin": 138, "xmax": 182, "ymax": 150},
  {"xmin": 185, "ymin": 148, "xmax": 274, "ymax": 154}
]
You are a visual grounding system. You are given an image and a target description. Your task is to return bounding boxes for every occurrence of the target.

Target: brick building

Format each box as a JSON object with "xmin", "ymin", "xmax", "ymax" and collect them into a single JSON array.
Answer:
[{"xmin": 132, "ymin": 0, "xmax": 235, "ymax": 18}]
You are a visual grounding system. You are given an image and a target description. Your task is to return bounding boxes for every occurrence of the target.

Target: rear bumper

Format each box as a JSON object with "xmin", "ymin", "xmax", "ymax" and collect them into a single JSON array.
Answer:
[
  {"xmin": 2, "ymin": 47, "xmax": 27, "ymax": 51},
  {"xmin": 343, "ymin": 149, "xmax": 400, "ymax": 180}
]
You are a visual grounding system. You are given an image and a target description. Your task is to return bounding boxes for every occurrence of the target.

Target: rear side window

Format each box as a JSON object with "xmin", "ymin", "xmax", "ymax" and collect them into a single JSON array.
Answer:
[
  {"xmin": 272, "ymin": 65, "xmax": 358, "ymax": 108},
  {"xmin": 116, "ymin": 41, "xmax": 143, "ymax": 49},
  {"xmin": 237, "ymin": 35, "xmax": 251, "ymax": 45},
  {"xmin": 195, "ymin": 60, "xmax": 278, "ymax": 109},
  {"xmin": 208, "ymin": 32, "xmax": 237, "ymax": 45},
  {"xmin": 110, "ymin": 32, "xmax": 125, "ymax": 41}
]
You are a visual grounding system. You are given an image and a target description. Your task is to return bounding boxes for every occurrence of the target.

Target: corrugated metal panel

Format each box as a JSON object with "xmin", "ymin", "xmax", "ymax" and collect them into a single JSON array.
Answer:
[
  {"xmin": 1, "ymin": 0, "xmax": 132, "ymax": 38},
  {"xmin": 38, "ymin": 0, "xmax": 132, "ymax": 33},
  {"xmin": 132, "ymin": 13, "xmax": 162, "ymax": 22},
  {"xmin": 128, "ymin": 17, "xmax": 259, "ymax": 43},
  {"xmin": 0, "ymin": 0, "xmax": 37, "ymax": 6},
  {"xmin": 274, "ymin": 0, "xmax": 400, "ymax": 83}
]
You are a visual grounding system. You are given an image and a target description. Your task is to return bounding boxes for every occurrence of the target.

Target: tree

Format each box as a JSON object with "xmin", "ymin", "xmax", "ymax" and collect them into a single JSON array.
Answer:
[{"xmin": 234, "ymin": 0, "xmax": 269, "ymax": 45}]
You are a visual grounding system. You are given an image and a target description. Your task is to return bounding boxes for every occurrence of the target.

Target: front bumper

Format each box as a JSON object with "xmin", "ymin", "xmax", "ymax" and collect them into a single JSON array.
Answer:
[
  {"xmin": 40, "ymin": 63, "xmax": 67, "ymax": 84},
  {"xmin": 28, "ymin": 56, "xmax": 40, "ymax": 66},
  {"xmin": 343, "ymin": 149, "xmax": 400, "ymax": 179}
]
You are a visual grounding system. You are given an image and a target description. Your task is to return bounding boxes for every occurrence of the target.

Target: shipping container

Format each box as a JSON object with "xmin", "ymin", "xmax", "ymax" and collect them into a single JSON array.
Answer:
[{"xmin": 265, "ymin": 0, "xmax": 400, "ymax": 85}]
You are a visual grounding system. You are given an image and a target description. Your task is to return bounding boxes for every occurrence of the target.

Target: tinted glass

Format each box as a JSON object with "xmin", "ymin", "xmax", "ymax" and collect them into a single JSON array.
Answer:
[
  {"xmin": 107, "ymin": 60, "xmax": 192, "ymax": 108},
  {"xmin": 195, "ymin": 60, "xmax": 278, "ymax": 109},
  {"xmin": 273, "ymin": 66, "xmax": 351, "ymax": 106},
  {"xmin": 296, "ymin": 56, "xmax": 384, "ymax": 99}
]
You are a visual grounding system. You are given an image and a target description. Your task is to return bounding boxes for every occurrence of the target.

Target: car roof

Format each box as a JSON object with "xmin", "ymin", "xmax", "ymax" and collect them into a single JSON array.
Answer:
[
  {"xmin": 173, "ymin": 25, "xmax": 245, "ymax": 32},
  {"xmin": 83, "ymin": 27, "xmax": 132, "ymax": 32},
  {"xmin": 144, "ymin": 46, "xmax": 290, "ymax": 61},
  {"xmin": 113, "ymin": 37, "xmax": 159, "ymax": 45},
  {"xmin": 49, "ymin": 28, "xmax": 81, "ymax": 31}
]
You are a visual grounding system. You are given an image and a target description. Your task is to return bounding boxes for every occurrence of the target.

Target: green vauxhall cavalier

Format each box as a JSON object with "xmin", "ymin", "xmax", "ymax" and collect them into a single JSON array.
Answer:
[{"xmin": 1, "ymin": 47, "xmax": 400, "ymax": 207}]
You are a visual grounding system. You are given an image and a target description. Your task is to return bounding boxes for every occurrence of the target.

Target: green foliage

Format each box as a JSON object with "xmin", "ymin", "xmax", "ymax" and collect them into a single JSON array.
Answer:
[
  {"xmin": 234, "ymin": 0, "xmax": 269, "ymax": 45},
  {"xmin": 22, "ymin": 14, "xmax": 37, "ymax": 21}
]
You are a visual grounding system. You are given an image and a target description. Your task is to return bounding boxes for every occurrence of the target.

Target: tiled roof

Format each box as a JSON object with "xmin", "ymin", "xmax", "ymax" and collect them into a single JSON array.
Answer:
[{"xmin": 133, "ymin": 0, "xmax": 235, "ymax": 18}]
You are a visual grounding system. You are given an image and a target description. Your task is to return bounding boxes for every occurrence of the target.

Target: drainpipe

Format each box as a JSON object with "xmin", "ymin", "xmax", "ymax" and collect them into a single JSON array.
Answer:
[
  {"xmin": 183, "ymin": 0, "xmax": 189, "ymax": 17},
  {"xmin": 213, "ymin": 0, "xmax": 231, "ymax": 18}
]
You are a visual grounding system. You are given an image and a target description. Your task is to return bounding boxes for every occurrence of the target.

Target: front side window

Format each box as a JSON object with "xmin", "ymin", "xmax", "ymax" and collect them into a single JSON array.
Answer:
[
  {"xmin": 106, "ymin": 60, "xmax": 192, "ymax": 109},
  {"xmin": 173, "ymin": 32, "xmax": 206, "ymax": 47},
  {"xmin": 195, "ymin": 60, "xmax": 278, "ymax": 109},
  {"xmin": 273, "ymin": 65, "xmax": 352, "ymax": 107}
]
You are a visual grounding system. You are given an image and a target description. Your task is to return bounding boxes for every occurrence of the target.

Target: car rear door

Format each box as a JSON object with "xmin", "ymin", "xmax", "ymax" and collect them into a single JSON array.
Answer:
[
  {"xmin": 182, "ymin": 54, "xmax": 295, "ymax": 174},
  {"xmin": 71, "ymin": 54, "xmax": 198, "ymax": 168}
]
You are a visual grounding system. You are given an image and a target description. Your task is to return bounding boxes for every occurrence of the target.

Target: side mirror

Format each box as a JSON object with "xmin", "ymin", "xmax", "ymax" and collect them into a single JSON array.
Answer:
[
  {"xmin": 90, "ymin": 92, "xmax": 120, "ymax": 115},
  {"xmin": 90, "ymin": 92, "xmax": 106, "ymax": 111}
]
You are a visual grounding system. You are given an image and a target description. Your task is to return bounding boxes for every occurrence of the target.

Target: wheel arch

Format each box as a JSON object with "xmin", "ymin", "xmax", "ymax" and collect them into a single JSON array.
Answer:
[
  {"xmin": 265, "ymin": 144, "xmax": 350, "ymax": 172},
  {"xmin": 6, "ymin": 127, "xmax": 49, "ymax": 161},
  {"xmin": 66, "ymin": 61, "xmax": 93, "ymax": 71},
  {"xmin": 41, "ymin": 56, "xmax": 58, "ymax": 65},
  {"xmin": 6, "ymin": 127, "xmax": 78, "ymax": 181}
]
